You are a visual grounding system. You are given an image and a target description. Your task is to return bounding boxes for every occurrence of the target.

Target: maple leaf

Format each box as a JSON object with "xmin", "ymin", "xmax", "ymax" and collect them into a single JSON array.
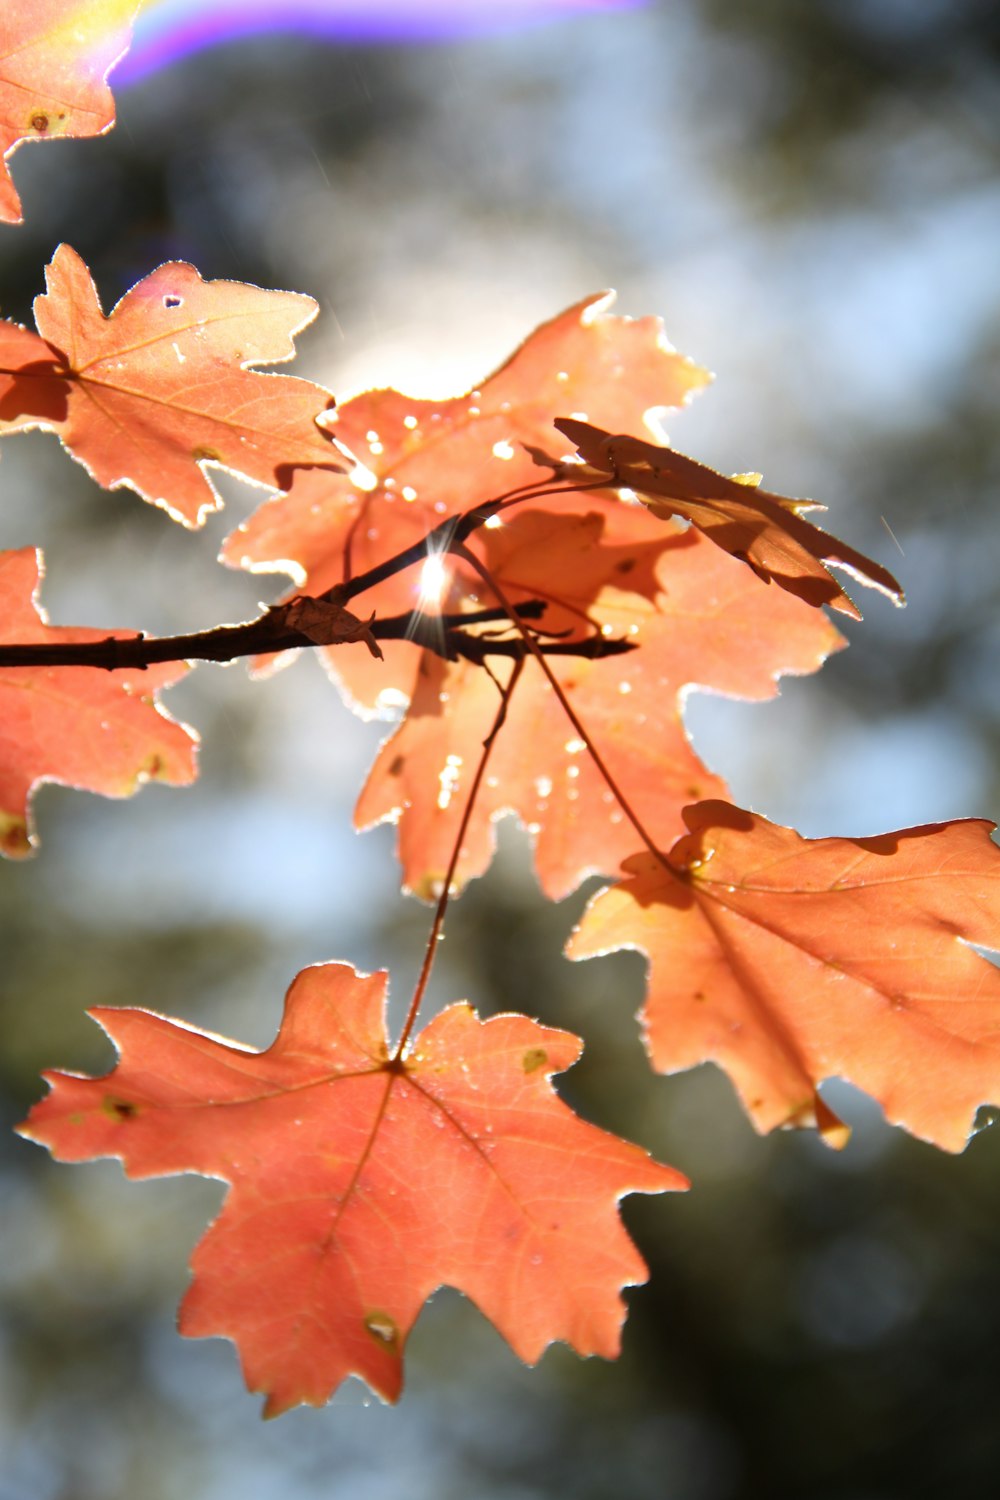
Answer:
[
  {"xmin": 0, "ymin": 245, "xmax": 344, "ymax": 526},
  {"xmin": 552, "ymin": 418, "xmax": 904, "ymax": 620},
  {"xmin": 221, "ymin": 291, "xmax": 710, "ymax": 712},
  {"xmin": 20, "ymin": 961, "xmax": 685, "ymax": 1413},
  {"xmin": 567, "ymin": 800, "xmax": 1000, "ymax": 1152},
  {"xmin": 0, "ymin": 547, "xmax": 197, "ymax": 856},
  {"xmin": 0, "ymin": 0, "xmax": 136, "ymax": 224},
  {"xmin": 357, "ymin": 506, "xmax": 843, "ymax": 900}
]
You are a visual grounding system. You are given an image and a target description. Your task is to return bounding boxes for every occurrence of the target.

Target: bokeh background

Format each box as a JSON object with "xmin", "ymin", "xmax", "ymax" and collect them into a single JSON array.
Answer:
[{"xmin": 2, "ymin": 1, "xmax": 1000, "ymax": 1496}]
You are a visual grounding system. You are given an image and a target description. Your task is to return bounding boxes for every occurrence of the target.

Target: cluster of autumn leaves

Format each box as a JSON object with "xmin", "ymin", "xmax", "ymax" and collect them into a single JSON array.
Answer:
[{"xmin": 3, "ymin": 1, "xmax": 1000, "ymax": 1416}]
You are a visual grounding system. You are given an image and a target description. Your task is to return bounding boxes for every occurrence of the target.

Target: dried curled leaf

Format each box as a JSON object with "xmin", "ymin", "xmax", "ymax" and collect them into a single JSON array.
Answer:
[
  {"xmin": 281, "ymin": 598, "xmax": 382, "ymax": 658},
  {"xmin": 553, "ymin": 418, "xmax": 904, "ymax": 619}
]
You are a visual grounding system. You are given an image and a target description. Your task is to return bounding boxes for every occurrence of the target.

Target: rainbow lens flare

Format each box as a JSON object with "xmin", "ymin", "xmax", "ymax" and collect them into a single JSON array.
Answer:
[{"xmin": 117, "ymin": 0, "xmax": 645, "ymax": 83}]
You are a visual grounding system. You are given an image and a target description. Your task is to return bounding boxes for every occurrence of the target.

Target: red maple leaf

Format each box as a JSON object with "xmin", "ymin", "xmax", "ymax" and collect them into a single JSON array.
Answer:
[
  {"xmin": 0, "ymin": 0, "xmax": 137, "ymax": 224},
  {"xmin": 553, "ymin": 418, "xmax": 904, "ymax": 619},
  {"xmin": 0, "ymin": 547, "xmax": 197, "ymax": 855},
  {"xmin": 568, "ymin": 800, "xmax": 1000, "ymax": 1152},
  {"xmin": 221, "ymin": 291, "xmax": 709, "ymax": 711},
  {"xmin": 357, "ymin": 506, "xmax": 843, "ymax": 900},
  {"xmin": 0, "ymin": 245, "xmax": 344, "ymax": 526},
  {"xmin": 20, "ymin": 961, "xmax": 685, "ymax": 1413}
]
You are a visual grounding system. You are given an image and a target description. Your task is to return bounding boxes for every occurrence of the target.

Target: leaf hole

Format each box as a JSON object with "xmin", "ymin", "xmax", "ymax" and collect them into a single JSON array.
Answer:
[{"xmin": 163, "ymin": 295, "xmax": 183, "ymax": 309}]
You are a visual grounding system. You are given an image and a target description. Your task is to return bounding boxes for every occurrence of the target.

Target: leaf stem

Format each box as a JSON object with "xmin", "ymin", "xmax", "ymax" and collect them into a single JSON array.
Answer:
[
  {"xmin": 451, "ymin": 541, "xmax": 670, "ymax": 870},
  {"xmin": 392, "ymin": 656, "xmax": 525, "ymax": 1060}
]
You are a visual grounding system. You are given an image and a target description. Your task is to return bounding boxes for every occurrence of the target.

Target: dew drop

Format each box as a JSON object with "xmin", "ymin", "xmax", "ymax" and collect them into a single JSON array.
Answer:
[{"xmin": 437, "ymin": 753, "xmax": 463, "ymax": 810}]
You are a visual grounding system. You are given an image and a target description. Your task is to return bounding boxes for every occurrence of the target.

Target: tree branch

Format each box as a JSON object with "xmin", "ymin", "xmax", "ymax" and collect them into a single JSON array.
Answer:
[
  {"xmin": 0, "ymin": 473, "xmax": 634, "ymax": 673},
  {"xmin": 0, "ymin": 598, "xmax": 635, "ymax": 672}
]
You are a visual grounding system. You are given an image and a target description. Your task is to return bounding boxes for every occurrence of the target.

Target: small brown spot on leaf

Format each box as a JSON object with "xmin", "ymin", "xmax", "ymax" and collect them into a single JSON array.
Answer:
[
  {"xmin": 30, "ymin": 113, "xmax": 49, "ymax": 134},
  {"xmin": 103, "ymin": 1095, "xmax": 138, "ymax": 1120},
  {"xmin": 364, "ymin": 1311, "xmax": 399, "ymax": 1353},
  {"xmin": 615, "ymin": 558, "xmax": 636, "ymax": 574},
  {"xmin": 388, "ymin": 755, "xmax": 405, "ymax": 777},
  {"xmin": 522, "ymin": 1047, "xmax": 548, "ymax": 1073},
  {"xmin": 192, "ymin": 445, "xmax": 221, "ymax": 462}
]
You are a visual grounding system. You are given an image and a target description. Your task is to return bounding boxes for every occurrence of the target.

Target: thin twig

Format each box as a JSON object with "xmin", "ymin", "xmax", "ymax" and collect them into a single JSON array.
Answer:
[
  {"xmin": 391, "ymin": 656, "xmax": 526, "ymax": 1060},
  {"xmin": 451, "ymin": 540, "xmax": 670, "ymax": 868}
]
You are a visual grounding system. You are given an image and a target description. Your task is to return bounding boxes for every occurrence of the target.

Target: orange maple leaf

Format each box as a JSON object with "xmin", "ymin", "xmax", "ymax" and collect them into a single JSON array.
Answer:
[
  {"xmin": 221, "ymin": 291, "xmax": 709, "ymax": 711},
  {"xmin": 357, "ymin": 506, "xmax": 842, "ymax": 900},
  {"xmin": 0, "ymin": 547, "xmax": 197, "ymax": 856},
  {"xmin": 0, "ymin": 0, "xmax": 137, "ymax": 224},
  {"xmin": 553, "ymin": 418, "xmax": 904, "ymax": 620},
  {"xmin": 0, "ymin": 245, "xmax": 344, "ymax": 526},
  {"xmin": 20, "ymin": 961, "xmax": 685, "ymax": 1413},
  {"xmin": 568, "ymin": 800, "xmax": 1000, "ymax": 1152}
]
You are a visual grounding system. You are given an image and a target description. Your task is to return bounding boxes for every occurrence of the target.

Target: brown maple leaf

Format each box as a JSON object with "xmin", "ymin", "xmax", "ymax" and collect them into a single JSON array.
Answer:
[
  {"xmin": 568, "ymin": 800, "xmax": 1000, "ymax": 1151},
  {"xmin": 357, "ymin": 505, "xmax": 843, "ymax": 900},
  {"xmin": 0, "ymin": 547, "xmax": 197, "ymax": 855},
  {"xmin": 20, "ymin": 962, "xmax": 685, "ymax": 1412},
  {"xmin": 0, "ymin": 0, "xmax": 137, "ymax": 224},
  {"xmin": 221, "ymin": 291, "xmax": 709, "ymax": 711},
  {"xmin": 0, "ymin": 245, "xmax": 344, "ymax": 526}
]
